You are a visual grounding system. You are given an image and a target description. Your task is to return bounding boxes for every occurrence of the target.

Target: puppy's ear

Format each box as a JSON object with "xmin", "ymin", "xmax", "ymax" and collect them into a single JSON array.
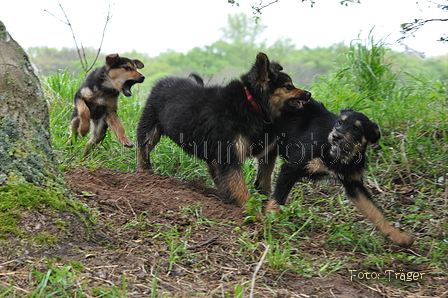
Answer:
[
  {"xmin": 251, "ymin": 52, "xmax": 271, "ymax": 90},
  {"xmin": 363, "ymin": 121, "xmax": 381, "ymax": 143},
  {"xmin": 340, "ymin": 108, "xmax": 354, "ymax": 115},
  {"xmin": 269, "ymin": 62, "xmax": 283, "ymax": 72},
  {"xmin": 106, "ymin": 54, "xmax": 120, "ymax": 67},
  {"xmin": 133, "ymin": 59, "xmax": 144, "ymax": 69},
  {"xmin": 268, "ymin": 62, "xmax": 282, "ymax": 82}
]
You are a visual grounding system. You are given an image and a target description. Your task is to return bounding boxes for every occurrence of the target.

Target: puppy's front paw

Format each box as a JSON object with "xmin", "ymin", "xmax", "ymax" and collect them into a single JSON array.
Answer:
[{"xmin": 121, "ymin": 138, "xmax": 135, "ymax": 147}]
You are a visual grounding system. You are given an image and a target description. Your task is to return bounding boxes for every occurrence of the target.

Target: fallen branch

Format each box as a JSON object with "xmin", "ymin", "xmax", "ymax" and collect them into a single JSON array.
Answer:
[{"xmin": 187, "ymin": 236, "xmax": 218, "ymax": 250}]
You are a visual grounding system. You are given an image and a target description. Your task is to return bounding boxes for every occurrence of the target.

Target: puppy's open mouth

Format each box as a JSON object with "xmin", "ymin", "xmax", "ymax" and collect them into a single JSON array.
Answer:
[
  {"xmin": 288, "ymin": 98, "xmax": 308, "ymax": 109},
  {"xmin": 329, "ymin": 144, "xmax": 339, "ymax": 157},
  {"xmin": 122, "ymin": 77, "xmax": 145, "ymax": 97},
  {"xmin": 287, "ymin": 91, "xmax": 311, "ymax": 109}
]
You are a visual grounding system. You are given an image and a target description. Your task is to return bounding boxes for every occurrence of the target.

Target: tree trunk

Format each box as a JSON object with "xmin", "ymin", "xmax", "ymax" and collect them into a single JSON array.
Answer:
[{"xmin": 0, "ymin": 21, "xmax": 64, "ymax": 189}]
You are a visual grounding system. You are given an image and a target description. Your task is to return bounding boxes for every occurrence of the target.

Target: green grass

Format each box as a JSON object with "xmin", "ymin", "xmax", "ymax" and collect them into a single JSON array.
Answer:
[
  {"xmin": 20, "ymin": 37, "xmax": 448, "ymax": 296},
  {"xmin": 0, "ymin": 182, "xmax": 88, "ymax": 239}
]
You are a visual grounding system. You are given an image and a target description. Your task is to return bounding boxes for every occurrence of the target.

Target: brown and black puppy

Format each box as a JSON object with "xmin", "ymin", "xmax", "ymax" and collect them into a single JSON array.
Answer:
[
  {"xmin": 264, "ymin": 98, "xmax": 414, "ymax": 247},
  {"xmin": 68, "ymin": 54, "xmax": 145, "ymax": 156},
  {"xmin": 137, "ymin": 53, "xmax": 311, "ymax": 208}
]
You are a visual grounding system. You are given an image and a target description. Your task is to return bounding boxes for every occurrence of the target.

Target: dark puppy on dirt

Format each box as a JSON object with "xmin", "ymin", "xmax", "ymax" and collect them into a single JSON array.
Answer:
[
  {"xmin": 68, "ymin": 54, "xmax": 145, "ymax": 157},
  {"xmin": 137, "ymin": 53, "xmax": 311, "ymax": 208},
  {"xmin": 262, "ymin": 98, "xmax": 414, "ymax": 247}
]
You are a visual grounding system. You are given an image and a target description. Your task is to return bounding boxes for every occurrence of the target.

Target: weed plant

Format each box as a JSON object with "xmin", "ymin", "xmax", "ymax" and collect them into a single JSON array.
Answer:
[{"xmin": 37, "ymin": 36, "xmax": 448, "ymax": 296}]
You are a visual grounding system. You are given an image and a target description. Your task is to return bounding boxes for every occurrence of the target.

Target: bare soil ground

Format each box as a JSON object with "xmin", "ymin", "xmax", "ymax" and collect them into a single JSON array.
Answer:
[{"xmin": 1, "ymin": 167, "xmax": 446, "ymax": 297}]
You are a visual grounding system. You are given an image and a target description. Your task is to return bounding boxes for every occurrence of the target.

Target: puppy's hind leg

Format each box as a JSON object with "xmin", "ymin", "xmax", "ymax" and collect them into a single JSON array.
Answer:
[
  {"xmin": 207, "ymin": 162, "xmax": 219, "ymax": 183},
  {"xmin": 137, "ymin": 125, "xmax": 161, "ymax": 172},
  {"xmin": 76, "ymin": 99, "xmax": 91, "ymax": 137},
  {"xmin": 83, "ymin": 117, "xmax": 108, "ymax": 157},
  {"xmin": 214, "ymin": 164, "xmax": 251, "ymax": 208},
  {"xmin": 267, "ymin": 164, "xmax": 301, "ymax": 212},
  {"xmin": 254, "ymin": 152, "xmax": 277, "ymax": 195},
  {"xmin": 67, "ymin": 111, "xmax": 80, "ymax": 146}
]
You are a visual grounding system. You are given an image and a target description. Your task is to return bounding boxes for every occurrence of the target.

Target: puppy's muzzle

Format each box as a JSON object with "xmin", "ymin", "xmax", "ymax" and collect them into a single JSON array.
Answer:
[
  {"xmin": 122, "ymin": 75, "xmax": 145, "ymax": 97},
  {"xmin": 288, "ymin": 91, "xmax": 312, "ymax": 109}
]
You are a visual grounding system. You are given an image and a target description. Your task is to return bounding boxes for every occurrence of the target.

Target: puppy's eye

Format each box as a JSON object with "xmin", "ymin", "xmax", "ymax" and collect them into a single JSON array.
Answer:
[
  {"xmin": 284, "ymin": 85, "xmax": 295, "ymax": 91},
  {"xmin": 353, "ymin": 125, "xmax": 361, "ymax": 131},
  {"xmin": 123, "ymin": 66, "xmax": 132, "ymax": 71}
]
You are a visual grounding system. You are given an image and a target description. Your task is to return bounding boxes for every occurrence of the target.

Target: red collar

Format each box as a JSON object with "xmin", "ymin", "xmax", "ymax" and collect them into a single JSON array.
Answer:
[{"xmin": 245, "ymin": 88, "xmax": 270, "ymax": 123}]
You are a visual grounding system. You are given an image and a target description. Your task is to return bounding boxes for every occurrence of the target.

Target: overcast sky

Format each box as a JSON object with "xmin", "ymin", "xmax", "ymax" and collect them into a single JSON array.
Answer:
[{"xmin": 1, "ymin": 0, "xmax": 447, "ymax": 58}]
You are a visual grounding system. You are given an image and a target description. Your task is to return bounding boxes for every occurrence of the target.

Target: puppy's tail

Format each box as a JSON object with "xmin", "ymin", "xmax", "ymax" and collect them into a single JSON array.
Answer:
[{"xmin": 189, "ymin": 72, "xmax": 204, "ymax": 86}]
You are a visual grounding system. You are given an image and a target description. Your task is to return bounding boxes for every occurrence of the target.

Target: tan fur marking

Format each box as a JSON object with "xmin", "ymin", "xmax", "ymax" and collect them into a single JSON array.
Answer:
[
  {"xmin": 80, "ymin": 87, "xmax": 94, "ymax": 100},
  {"xmin": 344, "ymin": 136, "xmax": 368, "ymax": 163},
  {"xmin": 341, "ymin": 114, "xmax": 347, "ymax": 121},
  {"xmin": 106, "ymin": 113, "xmax": 134, "ymax": 147},
  {"xmin": 207, "ymin": 162, "xmax": 218, "ymax": 182},
  {"xmin": 307, "ymin": 158, "xmax": 327, "ymax": 173},
  {"xmin": 253, "ymin": 141, "xmax": 277, "ymax": 159},
  {"xmin": 348, "ymin": 170, "xmax": 364, "ymax": 182},
  {"xmin": 76, "ymin": 99, "xmax": 90, "ymax": 136},
  {"xmin": 137, "ymin": 149, "xmax": 151, "ymax": 172},
  {"xmin": 105, "ymin": 69, "xmax": 125, "ymax": 90},
  {"xmin": 235, "ymin": 135, "xmax": 250, "ymax": 163},
  {"xmin": 223, "ymin": 169, "xmax": 251, "ymax": 207},
  {"xmin": 265, "ymin": 199, "xmax": 281, "ymax": 212},
  {"xmin": 328, "ymin": 128, "xmax": 336, "ymax": 143},
  {"xmin": 144, "ymin": 126, "xmax": 161, "ymax": 150},
  {"xmin": 138, "ymin": 127, "xmax": 160, "ymax": 172},
  {"xmin": 255, "ymin": 158, "xmax": 277, "ymax": 195},
  {"xmin": 270, "ymin": 86, "xmax": 307, "ymax": 118},
  {"xmin": 349, "ymin": 190, "xmax": 414, "ymax": 247}
]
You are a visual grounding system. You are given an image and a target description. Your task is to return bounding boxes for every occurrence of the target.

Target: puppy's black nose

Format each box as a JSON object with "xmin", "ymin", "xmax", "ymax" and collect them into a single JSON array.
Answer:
[
  {"xmin": 305, "ymin": 91, "xmax": 312, "ymax": 99},
  {"xmin": 332, "ymin": 132, "xmax": 341, "ymax": 140}
]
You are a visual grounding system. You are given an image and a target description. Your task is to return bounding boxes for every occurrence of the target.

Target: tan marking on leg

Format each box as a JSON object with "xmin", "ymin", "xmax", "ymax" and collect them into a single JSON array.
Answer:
[
  {"xmin": 67, "ymin": 117, "xmax": 80, "ymax": 146},
  {"xmin": 219, "ymin": 168, "xmax": 251, "ymax": 207},
  {"xmin": 80, "ymin": 87, "xmax": 94, "ymax": 100},
  {"xmin": 306, "ymin": 158, "xmax": 327, "ymax": 173},
  {"xmin": 137, "ymin": 127, "xmax": 160, "ymax": 172},
  {"xmin": 76, "ymin": 99, "xmax": 90, "ymax": 137},
  {"xmin": 82, "ymin": 141, "xmax": 95, "ymax": 157},
  {"xmin": 235, "ymin": 135, "xmax": 250, "ymax": 163},
  {"xmin": 349, "ymin": 190, "xmax": 414, "ymax": 247},
  {"xmin": 255, "ymin": 157, "xmax": 277, "ymax": 195},
  {"xmin": 207, "ymin": 162, "xmax": 218, "ymax": 182},
  {"xmin": 106, "ymin": 112, "xmax": 134, "ymax": 147},
  {"xmin": 265, "ymin": 199, "xmax": 280, "ymax": 213},
  {"xmin": 137, "ymin": 149, "xmax": 152, "ymax": 172},
  {"xmin": 82, "ymin": 117, "xmax": 108, "ymax": 157}
]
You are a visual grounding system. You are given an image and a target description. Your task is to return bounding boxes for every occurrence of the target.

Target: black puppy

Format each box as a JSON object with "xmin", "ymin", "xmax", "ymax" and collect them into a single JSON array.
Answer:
[
  {"xmin": 263, "ymin": 98, "xmax": 414, "ymax": 247},
  {"xmin": 137, "ymin": 53, "xmax": 311, "ymax": 208},
  {"xmin": 68, "ymin": 54, "xmax": 145, "ymax": 157}
]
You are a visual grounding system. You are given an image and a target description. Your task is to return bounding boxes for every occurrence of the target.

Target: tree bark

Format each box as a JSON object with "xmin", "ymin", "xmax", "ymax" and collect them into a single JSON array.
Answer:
[{"xmin": 0, "ymin": 21, "xmax": 63, "ymax": 189}]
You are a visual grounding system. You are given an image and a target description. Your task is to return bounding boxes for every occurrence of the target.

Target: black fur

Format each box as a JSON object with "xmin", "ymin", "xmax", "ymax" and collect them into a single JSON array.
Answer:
[{"xmin": 137, "ymin": 53, "xmax": 311, "ymax": 207}]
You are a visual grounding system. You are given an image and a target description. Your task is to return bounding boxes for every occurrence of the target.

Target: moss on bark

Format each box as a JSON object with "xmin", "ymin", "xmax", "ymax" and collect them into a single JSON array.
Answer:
[{"xmin": 0, "ymin": 21, "xmax": 105, "ymax": 254}]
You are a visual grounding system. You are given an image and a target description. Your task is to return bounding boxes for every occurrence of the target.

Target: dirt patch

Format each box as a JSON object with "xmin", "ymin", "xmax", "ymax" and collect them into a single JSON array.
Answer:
[
  {"xmin": 1, "ymin": 167, "xmax": 444, "ymax": 297},
  {"xmin": 66, "ymin": 167, "xmax": 246, "ymax": 223}
]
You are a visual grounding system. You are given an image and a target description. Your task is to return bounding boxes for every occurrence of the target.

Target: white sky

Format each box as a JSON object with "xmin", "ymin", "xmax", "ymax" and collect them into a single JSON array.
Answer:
[{"xmin": 1, "ymin": 0, "xmax": 447, "ymax": 58}]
